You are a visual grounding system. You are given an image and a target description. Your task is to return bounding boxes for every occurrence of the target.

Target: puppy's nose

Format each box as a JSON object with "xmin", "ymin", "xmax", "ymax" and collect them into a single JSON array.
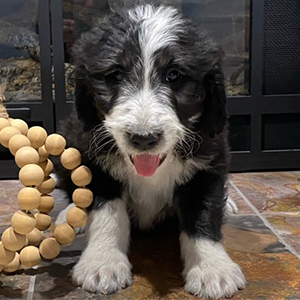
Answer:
[{"xmin": 129, "ymin": 133, "xmax": 160, "ymax": 151}]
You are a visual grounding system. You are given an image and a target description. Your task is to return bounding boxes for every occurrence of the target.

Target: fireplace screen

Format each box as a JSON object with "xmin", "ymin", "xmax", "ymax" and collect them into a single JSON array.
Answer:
[
  {"xmin": 0, "ymin": 0, "xmax": 42, "ymax": 103},
  {"xmin": 0, "ymin": 0, "xmax": 250, "ymax": 103},
  {"xmin": 61, "ymin": 0, "xmax": 250, "ymax": 100}
]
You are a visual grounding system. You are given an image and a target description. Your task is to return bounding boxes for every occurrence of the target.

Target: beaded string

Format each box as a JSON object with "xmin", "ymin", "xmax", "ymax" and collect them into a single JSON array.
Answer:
[{"xmin": 0, "ymin": 117, "xmax": 93, "ymax": 273}]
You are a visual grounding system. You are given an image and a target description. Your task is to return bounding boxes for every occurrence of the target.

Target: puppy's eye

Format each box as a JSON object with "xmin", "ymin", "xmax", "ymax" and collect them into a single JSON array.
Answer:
[
  {"xmin": 165, "ymin": 70, "xmax": 181, "ymax": 83},
  {"xmin": 105, "ymin": 70, "xmax": 124, "ymax": 83}
]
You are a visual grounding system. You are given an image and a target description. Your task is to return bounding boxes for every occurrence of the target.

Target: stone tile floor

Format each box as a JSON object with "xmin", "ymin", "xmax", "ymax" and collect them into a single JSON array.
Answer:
[{"xmin": 1, "ymin": 171, "xmax": 300, "ymax": 299}]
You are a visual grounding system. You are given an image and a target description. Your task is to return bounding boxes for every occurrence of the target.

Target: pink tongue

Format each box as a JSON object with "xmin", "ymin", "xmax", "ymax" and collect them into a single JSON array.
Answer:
[{"xmin": 132, "ymin": 154, "xmax": 160, "ymax": 177}]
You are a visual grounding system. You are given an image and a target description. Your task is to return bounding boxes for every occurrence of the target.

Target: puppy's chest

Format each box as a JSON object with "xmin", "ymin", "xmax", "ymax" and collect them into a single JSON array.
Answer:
[{"xmin": 123, "ymin": 164, "xmax": 181, "ymax": 229}]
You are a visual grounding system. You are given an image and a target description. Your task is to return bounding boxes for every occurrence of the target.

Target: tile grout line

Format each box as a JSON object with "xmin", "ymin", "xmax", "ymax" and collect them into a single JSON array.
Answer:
[
  {"xmin": 229, "ymin": 180, "xmax": 300, "ymax": 261},
  {"xmin": 26, "ymin": 266, "xmax": 38, "ymax": 300}
]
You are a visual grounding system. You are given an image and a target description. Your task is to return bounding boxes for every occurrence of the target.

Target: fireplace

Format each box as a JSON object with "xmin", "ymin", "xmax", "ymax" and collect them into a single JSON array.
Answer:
[{"xmin": 0, "ymin": 0, "xmax": 299, "ymax": 178}]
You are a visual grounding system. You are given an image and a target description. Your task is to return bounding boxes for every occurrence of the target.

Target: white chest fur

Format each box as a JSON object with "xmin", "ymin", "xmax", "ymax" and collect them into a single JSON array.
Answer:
[{"xmin": 124, "ymin": 155, "xmax": 183, "ymax": 229}]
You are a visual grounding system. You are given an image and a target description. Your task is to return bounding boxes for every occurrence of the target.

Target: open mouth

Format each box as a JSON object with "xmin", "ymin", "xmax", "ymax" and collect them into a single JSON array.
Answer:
[{"xmin": 130, "ymin": 153, "xmax": 166, "ymax": 177}]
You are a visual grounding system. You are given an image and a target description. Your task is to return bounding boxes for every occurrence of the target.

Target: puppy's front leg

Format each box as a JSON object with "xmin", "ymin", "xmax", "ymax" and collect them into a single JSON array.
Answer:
[
  {"xmin": 177, "ymin": 171, "xmax": 245, "ymax": 299},
  {"xmin": 72, "ymin": 198, "xmax": 132, "ymax": 294}
]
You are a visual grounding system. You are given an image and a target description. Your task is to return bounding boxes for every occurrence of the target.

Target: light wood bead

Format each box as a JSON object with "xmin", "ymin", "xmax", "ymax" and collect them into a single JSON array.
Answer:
[
  {"xmin": 3, "ymin": 252, "xmax": 20, "ymax": 273},
  {"xmin": 0, "ymin": 264, "xmax": 3, "ymax": 272},
  {"xmin": 38, "ymin": 145, "xmax": 49, "ymax": 162},
  {"xmin": 39, "ymin": 238, "xmax": 61, "ymax": 260},
  {"xmin": 45, "ymin": 134, "xmax": 66, "ymax": 156},
  {"xmin": 2, "ymin": 227, "xmax": 27, "ymax": 252},
  {"xmin": 71, "ymin": 166, "xmax": 92, "ymax": 187},
  {"xmin": 38, "ymin": 195, "xmax": 55, "ymax": 213},
  {"xmin": 37, "ymin": 176, "xmax": 56, "ymax": 194},
  {"xmin": 18, "ymin": 187, "xmax": 41, "ymax": 210},
  {"xmin": 0, "ymin": 126, "xmax": 21, "ymax": 148},
  {"xmin": 38, "ymin": 159, "xmax": 53, "ymax": 177},
  {"xmin": 15, "ymin": 146, "xmax": 39, "ymax": 168},
  {"xmin": 27, "ymin": 126, "xmax": 47, "ymax": 149},
  {"xmin": 19, "ymin": 246, "xmax": 41, "ymax": 267},
  {"xmin": 35, "ymin": 212, "xmax": 52, "ymax": 231},
  {"xmin": 11, "ymin": 211, "xmax": 36, "ymax": 235},
  {"xmin": 66, "ymin": 206, "xmax": 88, "ymax": 228},
  {"xmin": 26, "ymin": 228, "xmax": 42, "ymax": 246},
  {"xmin": 19, "ymin": 164, "xmax": 44, "ymax": 187},
  {"xmin": 72, "ymin": 188, "xmax": 93, "ymax": 208},
  {"xmin": 54, "ymin": 223, "xmax": 76, "ymax": 245},
  {"xmin": 10, "ymin": 119, "xmax": 28, "ymax": 135},
  {"xmin": 0, "ymin": 241, "xmax": 15, "ymax": 265},
  {"xmin": 8, "ymin": 134, "xmax": 31, "ymax": 155},
  {"xmin": 0, "ymin": 118, "xmax": 10, "ymax": 131},
  {"xmin": 60, "ymin": 148, "xmax": 82, "ymax": 170}
]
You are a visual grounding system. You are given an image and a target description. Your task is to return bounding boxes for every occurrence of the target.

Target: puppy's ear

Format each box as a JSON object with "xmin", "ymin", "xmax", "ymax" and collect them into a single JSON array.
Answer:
[
  {"xmin": 199, "ymin": 63, "xmax": 227, "ymax": 138},
  {"xmin": 75, "ymin": 76, "xmax": 100, "ymax": 131}
]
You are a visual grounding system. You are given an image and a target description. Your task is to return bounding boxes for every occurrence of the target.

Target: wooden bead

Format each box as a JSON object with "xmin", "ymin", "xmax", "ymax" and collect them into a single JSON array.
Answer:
[
  {"xmin": 15, "ymin": 146, "xmax": 39, "ymax": 168},
  {"xmin": 54, "ymin": 223, "xmax": 76, "ymax": 245},
  {"xmin": 38, "ymin": 159, "xmax": 53, "ymax": 177},
  {"xmin": 10, "ymin": 119, "xmax": 28, "ymax": 135},
  {"xmin": 71, "ymin": 166, "xmax": 92, "ymax": 187},
  {"xmin": 72, "ymin": 188, "xmax": 93, "ymax": 208},
  {"xmin": 0, "ymin": 241, "xmax": 15, "ymax": 265},
  {"xmin": 19, "ymin": 164, "xmax": 44, "ymax": 187},
  {"xmin": 39, "ymin": 238, "xmax": 61, "ymax": 260},
  {"xmin": 3, "ymin": 252, "xmax": 20, "ymax": 273},
  {"xmin": 35, "ymin": 212, "xmax": 52, "ymax": 231},
  {"xmin": 2, "ymin": 227, "xmax": 27, "ymax": 251},
  {"xmin": 0, "ymin": 118, "xmax": 10, "ymax": 131},
  {"xmin": 37, "ymin": 176, "xmax": 56, "ymax": 194},
  {"xmin": 0, "ymin": 126, "xmax": 21, "ymax": 148},
  {"xmin": 38, "ymin": 145, "xmax": 49, "ymax": 162},
  {"xmin": 26, "ymin": 228, "xmax": 42, "ymax": 246},
  {"xmin": 67, "ymin": 206, "xmax": 88, "ymax": 228},
  {"xmin": 45, "ymin": 134, "xmax": 66, "ymax": 156},
  {"xmin": 0, "ymin": 264, "xmax": 3, "ymax": 272},
  {"xmin": 8, "ymin": 134, "xmax": 31, "ymax": 156},
  {"xmin": 18, "ymin": 187, "xmax": 41, "ymax": 210},
  {"xmin": 27, "ymin": 126, "xmax": 47, "ymax": 149},
  {"xmin": 19, "ymin": 246, "xmax": 41, "ymax": 267},
  {"xmin": 38, "ymin": 195, "xmax": 55, "ymax": 213},
  {"xmin": 61, "ymin": 148, "xmax": 82, "ymax": 170},
  {"xmin": 11, "ymin": 210, "xmax": 36, "ymax": 235}
]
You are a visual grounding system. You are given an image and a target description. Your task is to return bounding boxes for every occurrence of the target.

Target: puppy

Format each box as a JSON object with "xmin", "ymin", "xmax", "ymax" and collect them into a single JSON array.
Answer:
[{"xmin": 56, "ymin": 4, "xmax": 246, "ymax": 299}]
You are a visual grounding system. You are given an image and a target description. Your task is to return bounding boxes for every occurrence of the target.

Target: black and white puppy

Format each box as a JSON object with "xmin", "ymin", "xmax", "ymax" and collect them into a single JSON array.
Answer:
[{"xmin": 56, "ymin": 4, "xmax": 246, "ymax": 299}]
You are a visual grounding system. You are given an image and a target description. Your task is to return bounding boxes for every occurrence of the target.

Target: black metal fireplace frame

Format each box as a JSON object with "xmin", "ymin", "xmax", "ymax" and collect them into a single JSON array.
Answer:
[
  {"xmin": 0, "ymin": 0, "xmax": 54, "ymax": 178},
  {"xmin": 1, "ymin": 0, "xmax": 300, "ymax": 179},
  {"xmin": 51, "ymin": 0, "xmax": 300, "ymax": 172}
]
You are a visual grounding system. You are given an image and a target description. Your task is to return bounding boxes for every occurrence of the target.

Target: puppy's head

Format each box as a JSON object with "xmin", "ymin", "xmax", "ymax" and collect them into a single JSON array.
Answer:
[{"xmin": 73, "ymin": 5, "xmax": 227, "ymax": 176}]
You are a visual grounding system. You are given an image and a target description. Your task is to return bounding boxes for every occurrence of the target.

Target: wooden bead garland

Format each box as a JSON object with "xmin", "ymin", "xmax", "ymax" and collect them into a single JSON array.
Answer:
[{"xmin": 0, "ymin": 117, "xmax": 94, "ymax": 272}]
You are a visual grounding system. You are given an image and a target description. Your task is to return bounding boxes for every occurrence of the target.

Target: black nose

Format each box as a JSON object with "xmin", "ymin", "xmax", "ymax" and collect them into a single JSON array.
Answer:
[{"xmin": 129, "ymin": 133, "xmax": 160, "ymax": 151}]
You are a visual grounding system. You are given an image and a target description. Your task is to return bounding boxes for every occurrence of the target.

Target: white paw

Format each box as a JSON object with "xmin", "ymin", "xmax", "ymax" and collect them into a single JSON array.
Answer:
[
  {"xmin": 224, "ymin": 196, "xmax": 238, "ymax": 217},
  {"xmin": 72, "ymin": 249, "xmax": 132, "ymax": 294},
  {"xmin": 56, "ymin": 203, "xmax": 86, "ymax": 234},
  {"xmin": 184, "ymin": 259, "xmax": 246, "ymax": 299}
]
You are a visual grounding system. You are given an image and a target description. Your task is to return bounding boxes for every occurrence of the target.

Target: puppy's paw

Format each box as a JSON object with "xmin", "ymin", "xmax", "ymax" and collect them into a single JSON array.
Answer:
[
  {"xmin": 224, "ymin": 196, "xmax": 239, "ymax": 217},
  {"xmin": 72, "ymin": 249, "xmax": 132, "ymax": 294},
  {"xmin": 184, "ymin": 259, "xmax": 245, "ymax": 300},
  {"xmin": 56, "ymin": 203, "xmax": 86, "ymax": 234}
]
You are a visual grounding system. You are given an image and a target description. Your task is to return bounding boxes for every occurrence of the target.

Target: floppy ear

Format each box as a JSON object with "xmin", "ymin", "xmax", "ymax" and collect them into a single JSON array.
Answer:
[
  {"xmin": 75, "ymin": 77, "xmax": 100, "ymax": 131},
  {"xmin": 199, "ymin": 63, "xmax": 227, "ymax": 138}
]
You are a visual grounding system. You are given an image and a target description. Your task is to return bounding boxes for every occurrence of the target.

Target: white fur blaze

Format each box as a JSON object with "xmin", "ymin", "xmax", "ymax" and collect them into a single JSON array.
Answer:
[
  {"xmin": 72, "ymin": 199, "xmax": 132, "ymax": 294},
  {"xmin": 180, "ymin": 233, "xmax": 246, "ymax": 299}
]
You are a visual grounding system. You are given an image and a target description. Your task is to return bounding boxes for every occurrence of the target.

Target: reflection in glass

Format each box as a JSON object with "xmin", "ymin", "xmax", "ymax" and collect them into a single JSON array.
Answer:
[
  {"xmin": 0, "ymin": 0, "xmax": 41, "ymax": 102},
  {"xmin": 62, "ymin": 0, "xmax": 250, "ymax": 99}
]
